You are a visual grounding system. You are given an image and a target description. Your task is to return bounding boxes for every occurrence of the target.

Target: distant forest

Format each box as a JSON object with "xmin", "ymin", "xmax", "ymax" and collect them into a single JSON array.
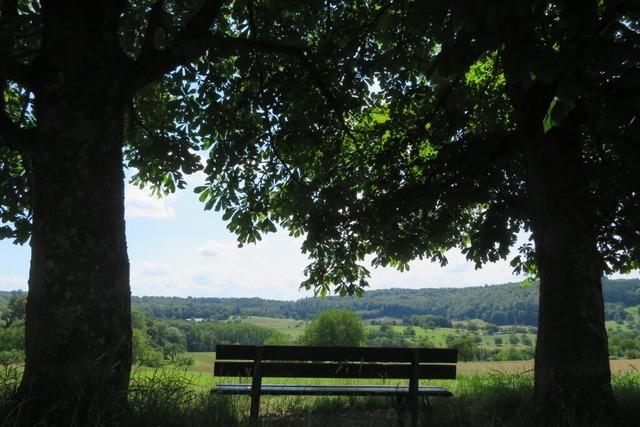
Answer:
[
  {"xmin": 5, "ymin": 278, "xmax": 635, "ymax": 326},
  {"xmin": 115, "ymin": 278, "xmax": 640, "ymax": 326}
]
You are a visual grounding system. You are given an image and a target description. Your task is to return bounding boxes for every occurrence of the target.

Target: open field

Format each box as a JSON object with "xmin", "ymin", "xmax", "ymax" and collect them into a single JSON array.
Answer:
[
  {"xmin": 232, "ymin": 316, "xmax": 308, "ymax": 339},
  {"xmin": 236, "ymin": 315, "xmax": 541, "ymax": 350},
  {"xmin": 141, "ymin": 352, "xmax": 640, "ymax": 378}
]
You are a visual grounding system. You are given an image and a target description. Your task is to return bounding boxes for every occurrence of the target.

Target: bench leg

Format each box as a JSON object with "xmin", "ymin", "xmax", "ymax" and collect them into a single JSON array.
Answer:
[
  {"xmin": 250, "ymin": 393, "xmax": 261, "ymax": 424},
  {"xmin": 395, "ymin": 395, "xmax": 406, "ymax": 427}
]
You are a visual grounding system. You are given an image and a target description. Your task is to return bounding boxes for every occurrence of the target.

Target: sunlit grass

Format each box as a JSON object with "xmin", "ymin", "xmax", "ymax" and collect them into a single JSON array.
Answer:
[{"xmin": 1, "ymin": 364, "xmax": 639, "ymax": 426}]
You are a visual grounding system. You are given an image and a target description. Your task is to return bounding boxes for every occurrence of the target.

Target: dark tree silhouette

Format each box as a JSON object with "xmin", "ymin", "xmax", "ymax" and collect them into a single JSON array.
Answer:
[
  {"xmin": 1, "ymin": 1, "xmax": 638, "ymax": 425},
  {"xmin": 0, "ymin": 0, "xmax": 372, "ymax": 424},
  {"xmin": 196, "ymin": 2, "xmax": 639, "ymax": 425}
]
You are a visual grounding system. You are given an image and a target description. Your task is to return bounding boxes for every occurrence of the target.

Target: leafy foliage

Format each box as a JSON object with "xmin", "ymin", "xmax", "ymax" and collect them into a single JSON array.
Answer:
[
  {"xmin": 145, "ymin": 0, "xmax": 638, "ymax": 299},
  {"xmin": 299, "ymin": 309, "xmax": 366, "ymax": 347}
]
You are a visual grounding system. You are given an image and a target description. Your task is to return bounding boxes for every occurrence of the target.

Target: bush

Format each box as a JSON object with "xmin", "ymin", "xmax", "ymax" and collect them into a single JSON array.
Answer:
[
  {"xmin": 140, "ymin": 350, "xmax": 164, "ymax": 368},
  {"xmin": 0, "ymin": 350, "xmax": 23, "ymax": 366},
  {"xmin": 403, "ymin": 326, "xmax": 416, "ymax": 337},
  {"xmin": 416, "ymin": 335, "xmax": 435, "ymax": 348},
  {"xmin": 264, "ymin": 331, "xmax": 291, "ymax": 345},
  {"xmin": 174, "ymin": 356, "xmax": 194, "ymax": 368},
  {"xmin": 300, "ymin": 310, "xmax": 366, "ymax": 347},
  {"xmin": 491, "ymin": 347, "xmax": 534, "ymax": 361},
  {"xmin": 367, "ymin": 325, "xmax": 410, "ymax": 348},
  {"xmin": 447, "ymin": 337, "xmax": 478, "ymax": 361}
]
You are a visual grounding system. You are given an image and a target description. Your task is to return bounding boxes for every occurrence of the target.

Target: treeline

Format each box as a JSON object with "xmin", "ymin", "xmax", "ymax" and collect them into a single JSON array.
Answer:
[
  {"xmin": 2, "ymin": 279, "xmax": 638, "ymax": 328},
  {"xmin": 127, "ymin": 278, "xmax": 640, "ymax": 326},
  {"xmin": 132, "ymin": 312, "xmax": 284, "ymax": 365}
]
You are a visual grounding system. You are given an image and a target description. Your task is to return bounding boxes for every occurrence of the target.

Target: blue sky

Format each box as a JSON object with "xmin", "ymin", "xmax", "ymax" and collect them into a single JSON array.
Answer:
[{"xmin": 1, "ymin": 171, "xmax": 638, "ymax": 299}]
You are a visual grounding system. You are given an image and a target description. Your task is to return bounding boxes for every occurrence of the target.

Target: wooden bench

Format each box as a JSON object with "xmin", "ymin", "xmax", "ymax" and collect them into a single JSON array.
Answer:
[{"xmin": 211, "ymin": 344, "xmax": 457, "ymax": 426}]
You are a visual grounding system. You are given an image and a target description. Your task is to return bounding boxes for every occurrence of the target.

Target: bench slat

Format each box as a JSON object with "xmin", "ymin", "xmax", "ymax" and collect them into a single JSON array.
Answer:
[
  {"xmin": 215, "ymin": 345, "xmax": 457, "ymax": 363},
  {"xmin": 214, "ymin": 361, "xmax": 456, "ymax": 380},
  {"xmin": 213, "ymin": 384, "xmax": 452, "ymax": 397}
]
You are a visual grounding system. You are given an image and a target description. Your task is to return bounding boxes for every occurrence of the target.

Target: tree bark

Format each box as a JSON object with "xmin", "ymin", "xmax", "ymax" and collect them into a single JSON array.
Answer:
[
  {"xmin": 14, "ymin": 90, "xmax": 131, "ymax": 425},
  {"xmin": 509, "ymin": 81, "xmax": 617, "ymax": 425},
  {"xmin": 14, "ymin": 92, "xmax": 131, "ymax": 425},
  {"xmin": 527, "ymin": 127, "xmax": 616, "ymax": 426},
  {"xmin": 9, "ymin": 7, "xmax": 134, "ymax": 421}
]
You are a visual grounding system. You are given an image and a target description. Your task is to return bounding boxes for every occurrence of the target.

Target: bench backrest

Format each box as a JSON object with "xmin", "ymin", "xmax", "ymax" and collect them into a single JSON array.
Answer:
[{"xmin": 214, "ymin": 345, "xmax": 457, "ymax": 380}]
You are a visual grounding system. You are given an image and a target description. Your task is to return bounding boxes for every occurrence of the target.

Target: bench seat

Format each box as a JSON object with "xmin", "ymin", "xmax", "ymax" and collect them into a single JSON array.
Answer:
[
  {"xmin": 214, "ymin": 383, "xmax": 453, "ymax": 397},
  {"xmin": 211, "ymin": 344, "xmax": 457, "ymax": 427}
]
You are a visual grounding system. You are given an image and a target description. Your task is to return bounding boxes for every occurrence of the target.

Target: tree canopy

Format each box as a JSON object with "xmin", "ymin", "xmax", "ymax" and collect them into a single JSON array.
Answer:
[
  {"xmin": 1, "ymin": 0, "xmax": 638, "ymax": 424},
  {"xmin": 299, "ymin": 309, "xmax": 366, "ymax": 347},
  {"xmin": 192, "ymin": 1, "xmax": 640, "ymax": 294}
]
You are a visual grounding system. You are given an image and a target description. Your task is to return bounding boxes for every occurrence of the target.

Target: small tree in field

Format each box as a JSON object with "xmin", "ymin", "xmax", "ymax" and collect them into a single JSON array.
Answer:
[{"xmin": 299, "ymin": 309, "xmax": 366, "ymax": 347}]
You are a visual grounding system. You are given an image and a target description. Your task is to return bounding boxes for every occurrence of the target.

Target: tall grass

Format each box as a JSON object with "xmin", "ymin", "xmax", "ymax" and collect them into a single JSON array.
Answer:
[
  {"xmin": 611, "ymin": 368, "xmax": 640, "ymax": 424},
  {"xmin": 426, "ymin": 371, "xmax": 535, "ymax": 427},
  {"xmin": 0, "ymin": 367, "xmax": 638, "ymax": 426},
  {"xmin": 128, "ymin": 369, "xmax": 240, "ymax": 427}
]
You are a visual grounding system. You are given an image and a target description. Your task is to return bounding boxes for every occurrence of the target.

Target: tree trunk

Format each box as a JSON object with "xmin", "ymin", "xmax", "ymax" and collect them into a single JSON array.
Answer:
[
  {"xmin": 4, "ymin": 5, "xmax": 136, "ymax": 424},
  {"xmin": 511, "ymin": 81, "xmax": 617, "ymax": 424},
  {"xmin": 14, "ymin": 85, "xmax": 131, "ymax": 426},
  {"xmin": 527, "ymin": 126, "xmax": 616, "ymax": 425}
]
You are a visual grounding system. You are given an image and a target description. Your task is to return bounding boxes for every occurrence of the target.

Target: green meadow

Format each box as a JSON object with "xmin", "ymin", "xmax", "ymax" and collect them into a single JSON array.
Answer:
[{"xmin": 125, "ymin": 362, "xmax": 640, "ymax": 427}]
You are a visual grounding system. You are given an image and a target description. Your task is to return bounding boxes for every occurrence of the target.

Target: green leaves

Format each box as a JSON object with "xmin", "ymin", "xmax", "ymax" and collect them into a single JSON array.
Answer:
[
  {"xmin": 0, "ymin": 148, "xmax": 31, "ymax": 244},
  {"xmin": 299, "ymin": 309, "xmax": 366, "ymax": 347},
  {"xmin": 542, "ymin": 97, "xmax": 559, "ymax": 133},
  {"xmin": 542, "ymin": 97, "xmax": 575, "ymax": 133}
]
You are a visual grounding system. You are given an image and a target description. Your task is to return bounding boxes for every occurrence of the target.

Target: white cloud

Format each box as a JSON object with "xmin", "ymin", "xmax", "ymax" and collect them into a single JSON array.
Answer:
[
  {"xmin": 136, "ymin": 260, "xmax": 173, "ymax": 276},
  {"xmin": 191, "ymin": 234, "xmax": 312, "ymax": 299},
  {"xmin": 367, "ymin": 249, "xmax": 523, "ymax": 290},
  {"xmin": 130, "ymin": 229, "xmax": 640, "ymax": 300},
  {"xmin": 130, "ymin": 233, "xmax": 313, "ymax": 299},
  {"xmin": 131, "ymin": 230, "xmax": 528, "ymax": 299},
  {"xmin": 125, "ymin": 185, "xmax": 177, "ymax": 219},
  {"xmin": 196, "ymin": 240, "xmax": 239, "ymax": 258},
  {"xmin": 131, "ymin": 260, "xmax": 181, "ymax": 296},
  {"xmin": 0, "ymin": 275, "xmax": 27, "ymax": 291}
]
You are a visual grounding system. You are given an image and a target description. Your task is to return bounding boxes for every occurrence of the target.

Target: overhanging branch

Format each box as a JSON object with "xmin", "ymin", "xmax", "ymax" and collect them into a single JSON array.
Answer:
[
  {"xmin": 0, "ymin": 115, "xmax": 33, "ymax": 154},
  {"xmin": 0, "ymin": 56, "xmax": 37, "ymax": 90},
  {"xmin": 0, "ymin": 0, "xmax": 38, "ymax": 90},
  {"xmin": 127, "ymin": 1, "xmax": 354, "ymax": 145},
  {"xmin": 129, "ymin": 0, "xmax": 225, "ymax": 90}
]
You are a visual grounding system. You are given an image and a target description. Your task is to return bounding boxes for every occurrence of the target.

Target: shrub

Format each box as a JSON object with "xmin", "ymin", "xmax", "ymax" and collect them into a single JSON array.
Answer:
[
  {"xmin": 174, "ymin": 356, "xmax": 194, "ymax": 368},
  {"xmin": 300, "ymin": 310, "xmax": 366, "ymax": 347},
  {"xmin": 0, "ymin": 350, "xmax": 23, "ymax": 366}
]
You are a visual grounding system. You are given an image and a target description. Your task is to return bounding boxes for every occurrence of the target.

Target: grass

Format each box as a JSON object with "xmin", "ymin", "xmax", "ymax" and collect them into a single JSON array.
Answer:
[
  {"xmin": 129, "ymin": 369, "xmax": 640, "ymax": 426},
  {"xmin": 237, "ymin": 314, "xmax": 540, "ymax": 350},
  {"xmin": 131, "ymin": 352, "xmax": 640, "ymax": 426},
  {"xmin": 1, "ymin": 364, "xmax": 639, "ymax": 426},
  {"xmin": 142, "ymin": 351, "xmax": 640, "ymax": 378},
  {"xmin": 232, "ymin": 316, "xmax": 308, "ymax": 339},
  {"xmin": 128, "ymin": 370, "xmax": 239, "ymax": 427}
]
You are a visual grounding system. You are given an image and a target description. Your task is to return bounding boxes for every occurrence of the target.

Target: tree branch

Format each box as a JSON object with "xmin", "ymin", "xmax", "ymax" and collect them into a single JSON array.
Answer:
[
  {"xmin": 214, "ymin": 34, "xmax": 350, "ymax": 120},
  {"xmin": 0, "ymin": 55, "xmax": 37, "ymax": 90},
  {"xmin": 0, "ymin": 0, "xmax": 38, "ymax": 90},
  {"xmin": 0, "ymin": 112, "xmax": 33, "ymax": 154},
  {"xmin": 129, "ymin": 0, "xmax": 225, "ymax": 90},
  {"xmin": 138, "ymin": 0, "xmax": 167, "ymax": 60}
]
